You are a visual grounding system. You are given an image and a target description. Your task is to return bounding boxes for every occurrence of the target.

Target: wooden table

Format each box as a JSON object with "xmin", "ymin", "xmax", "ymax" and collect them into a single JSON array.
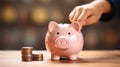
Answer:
[{"xmin": 0, "ymin": 50, "xmax": 120, "ymax": 67}]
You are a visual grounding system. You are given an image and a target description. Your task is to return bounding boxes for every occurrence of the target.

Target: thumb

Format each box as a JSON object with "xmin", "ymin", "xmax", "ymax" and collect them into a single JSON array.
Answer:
[{"xmin": 82, "ymin": 15, "xmax": 101, "ymax": 26}]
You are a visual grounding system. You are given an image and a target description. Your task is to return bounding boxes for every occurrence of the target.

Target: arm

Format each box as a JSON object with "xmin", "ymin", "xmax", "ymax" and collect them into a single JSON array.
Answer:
[{"xmin": 100, "ymin": 0, "xmax": 120, "ymax": 22}]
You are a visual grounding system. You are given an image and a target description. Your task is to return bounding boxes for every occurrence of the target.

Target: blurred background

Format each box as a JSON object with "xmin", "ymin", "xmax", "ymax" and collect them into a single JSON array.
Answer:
[{"xmin": 0, "ymin": 0, "xmax": 120, "ymax": 50}]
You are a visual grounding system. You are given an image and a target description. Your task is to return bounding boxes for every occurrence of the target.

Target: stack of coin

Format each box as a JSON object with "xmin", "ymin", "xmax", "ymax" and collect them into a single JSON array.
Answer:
[
  {"xmin": 21, "ymin": 47, "xmax": 33, "ymax": 62},
  {"xmin": 32, "ymin": 54, "xmax": 43, "ymax": 61}
]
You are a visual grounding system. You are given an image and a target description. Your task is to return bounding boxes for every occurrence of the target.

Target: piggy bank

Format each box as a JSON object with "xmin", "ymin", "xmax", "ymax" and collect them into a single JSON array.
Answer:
[{"xmin": 45, "ymin": 21, "xmax": 84, "ymax": 60}]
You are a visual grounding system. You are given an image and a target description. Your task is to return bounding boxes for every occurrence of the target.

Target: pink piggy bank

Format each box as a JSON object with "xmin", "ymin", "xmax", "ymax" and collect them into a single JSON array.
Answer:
[{"xmin": 45, "ymin": 21, "xmax": 84, "ymax": 60}]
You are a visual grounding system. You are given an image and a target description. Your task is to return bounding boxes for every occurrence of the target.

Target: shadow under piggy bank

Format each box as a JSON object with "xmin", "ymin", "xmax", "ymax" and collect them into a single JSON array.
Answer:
[{"xmin": 50, "ymin": 55, "xmax": 120, "ymax": 64}]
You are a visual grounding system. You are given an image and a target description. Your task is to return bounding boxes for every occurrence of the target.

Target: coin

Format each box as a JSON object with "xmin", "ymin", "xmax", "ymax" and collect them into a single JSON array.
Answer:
[
  {"xmin": 22, "ymin": 55, "xmax": 33, "ymax": 62},
  {"xmin": 21, "ymin": 47, "xmax": 32, "ymax": 55},
  {"xmin": 21, "ymin": 47, "xmax": 33, "ymax": 62},
  {"xmin": 32, "ymin": 54, "xmax": 43, "ymax": 61}
]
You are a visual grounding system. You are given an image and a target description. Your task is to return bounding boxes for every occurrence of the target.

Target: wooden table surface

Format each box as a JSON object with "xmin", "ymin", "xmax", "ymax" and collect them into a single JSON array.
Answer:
[{"xmin": 0, "ymin": 50, "xmax": 120, "ymax": 67}]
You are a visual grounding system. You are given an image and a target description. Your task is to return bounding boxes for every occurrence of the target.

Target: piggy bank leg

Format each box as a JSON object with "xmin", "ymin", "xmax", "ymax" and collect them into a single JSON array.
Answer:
[
  {"xmin": 69, "ymin": 54, "xmax": 77, "ymax": 60},
  {"xmin": 51, "ymin": 54, "xmax": 60, "ymax": 61}
]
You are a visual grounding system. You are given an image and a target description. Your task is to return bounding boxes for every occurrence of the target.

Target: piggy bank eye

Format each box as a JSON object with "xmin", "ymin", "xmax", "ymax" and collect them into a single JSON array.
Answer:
[
  {"xmin": 56, "ymin": 32, "xmax": 59, "ymax": 35},
  {"xmin": 68, "ymin": 32, "xmax": 71, "ymax": 35}
]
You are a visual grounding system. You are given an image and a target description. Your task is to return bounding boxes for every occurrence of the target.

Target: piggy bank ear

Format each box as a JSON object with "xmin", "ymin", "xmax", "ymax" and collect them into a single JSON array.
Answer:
[
  {"xmin": 69, "ymin": 22, "xmax": 82, "ymax": 31},
  {"xmin": 48, "ymin": 21, "xmax": 58, "ymax": 32}
]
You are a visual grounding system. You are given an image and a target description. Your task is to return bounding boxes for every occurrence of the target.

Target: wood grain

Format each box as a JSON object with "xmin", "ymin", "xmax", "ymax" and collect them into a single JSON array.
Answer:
[{"xmin": 0, "ymin": 50, "xmax": 120, "ymax": 67}]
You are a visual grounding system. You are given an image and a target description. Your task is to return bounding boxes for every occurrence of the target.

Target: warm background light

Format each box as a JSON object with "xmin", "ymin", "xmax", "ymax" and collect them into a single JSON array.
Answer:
[
  {"xmin": 0, "ymin": 0, "xmax": 119, "ymax": 50},
  {"xmin": 2, "ymin": 5, "xmax": 16, "ymax": 24},
  {"xmin": 31, "ymin": 6, "xmax": 49, "ymax": 25}
]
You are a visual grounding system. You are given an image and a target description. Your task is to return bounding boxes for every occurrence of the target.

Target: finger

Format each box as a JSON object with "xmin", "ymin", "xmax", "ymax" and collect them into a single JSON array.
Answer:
[
  {"xmin": 69, "ymin": 9, "xmax": 76, "ymax": 22},
  {"xmin": 72, "ymin": 9, "xmax": 82, "ymax": 21},
  {"xmin": 80, "ymin": 20, "xmax": 87, "ymax": 26},
  {"xmin": 77, "ymin": 9, "xmax": 92, "ymax": 22},
  {"xmin": 85, "ymin": 15, "xmax": 99, "ymax": 25}
]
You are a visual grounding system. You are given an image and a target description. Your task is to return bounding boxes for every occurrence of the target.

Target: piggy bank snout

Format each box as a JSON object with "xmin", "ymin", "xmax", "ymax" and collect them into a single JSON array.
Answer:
[{"xmin": 55, "ymin": 36, "xmax": 71, "ymax": 49}]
